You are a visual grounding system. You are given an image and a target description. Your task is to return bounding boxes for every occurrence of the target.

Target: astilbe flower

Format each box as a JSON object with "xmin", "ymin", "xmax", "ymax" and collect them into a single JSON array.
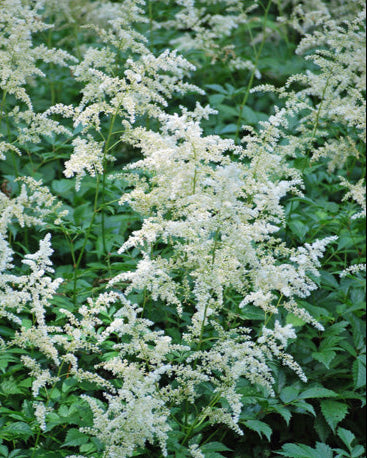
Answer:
[
  {"xmin": 279, "ymin": 0, "xmax": 363, "ymax": 34},
  {"xmin": 0, "ymin": 177, "xmax": 69, "ymax": 402},
  {"xmin": 157, "ymin": 0, "xmax": 264, "ymax": 72},
  {"xmin": 41, "ymin": 0, "xmax": 147, "ymax": 30},
  {"xmin": 45, "ymin": 7, "xmax": 200, "ymax": 189},
  {"xmin": 274, "ymin": 3, "xmax": 366, "ymax": 279},
  {"xmin": 114, "ymin": 104, "xmax": 332, "ymax": 326},
  {"xmin": 295, "ymin": 3, "xmax": 366, "ymax": 163},
  {"xmin": 97, "ymin": 100, "xmax": 337, "ymax": 437},
  {"xmin": 62, "ymin": 292, "xmax": 189, "ymax": 457},
  {"xmin": 254, "ymin": 2, "xmax": 365, "ymax": 219},
  {"xmin": 0, "ymin": 0, "xmax": 76, "ymax": 150},
  {"xmin": 0, "ymin": 178, "xmax": 63, "ymax": 328},
  {"xmin": 264, "ymin": 2, "xmax": 366, "ymax": 175}
]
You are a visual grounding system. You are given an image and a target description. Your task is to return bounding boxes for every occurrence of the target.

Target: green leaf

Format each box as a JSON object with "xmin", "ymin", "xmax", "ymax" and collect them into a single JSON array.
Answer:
[
  {"xmin": 219, "ymin": 123, "xmax": 238, "ymax": 134},
  {"xmin": 351, "ymin": 445, "xmax": 365, "ymax": 457},
  {"xmin": 337, "ymin": 428, "xmax": 355, "ymax": 452},
  {"xmin": 201, "ymin": 443, "xmax": 232, "ymax": 452},
  {"xmin": 314, "ymin": 443, "xmax": 334, "ymax": 458},
  {"xmin": 352, "ymin": 356, "xmax": 366, "ymax": 390},
  {"xmin": 314, "ymin": 415, "xmax": 331, "ymax": 443},
  {"xmin": 299, "ymin": 386, "xmax": 338, "ymax": 400},
  {"xmin": 280, "ymin": 386, "xmax": 299, "ymax": 404},
  {"xmin": 62, "ymin": 428, "xmax": 89, "ymax": 447},
  {"xmin": 51, "ymin": 179, "xmax": 75, "ymax": 196},
  {"xmin": 320, "ymin": 401, "xmax": 349, "ymax": 432},
  {"xmin": 240, "ymin": 106, "xmax": 258, "ymax": 124},
  {"xmin": 0, "ymin": 379, "xmax": 23, "ymax": 395},
  {"xmin": 271, "ymin": 404, "xmax": 292, "ymax": 425},
  {"xmin": 8, "ymin": 451, "xmax": 29, "ymax": 458},
  {"xmin": 312, "ymin": 350, "xmax": 336, "ymax": 369},
  {"xmin": 289, "ymin": 220, "xmax": 308, "ymax": 240},
  {"xmin": 294, "ymin": 400, "xmax": 316, "ymax": 416},
  {"xmin": 244, "ymin": 420, "xmax": 272, "ymax": 441},
  {"xmin": 286, "ymin": 314, "xmax": 306, "ymax": 327},
  {"xmin": 277, "ymin": 443, "xmax": 318, "ymax": 458},
  {"xmin": 205, "ymin": 84, "xmax": 227, "ymax": 94},
  {"xmin": 209, "ymin": 94, "xmax": 226, "ymax": 106},
  {"xmin": 0, "ymin": 422, "xmax": 33, "ymax": 440}
]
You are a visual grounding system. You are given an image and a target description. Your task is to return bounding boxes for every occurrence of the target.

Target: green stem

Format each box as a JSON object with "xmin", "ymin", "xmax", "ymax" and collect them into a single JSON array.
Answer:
[
  {"xmin": 101, "ymin": 108, "xmax": 120, "ymax": 272},
  {"xmin": 198, "ymin": 226, "xmax": 221, "ymax": 350},
  {"xmin": 72, "ymin": 174, "xmax": 101, "ymax": 306},
  {"xmin": 235, "ymin": 0, "xmax": 272, "ymax": 143},
  {"xmin": 47, "ymin": 30, "xmax": 56, "ymax": 105},
  {"xmin": 310, "ymin": 73, "xmax": 332, "ymax": 143},
  {"xmin": 181, "ymin": 393, "xmax": 221, "ymax": 445},
  {"xmin": 0, "ymin": 90, "xmax": 7, "ymax": 126},
  {"xmin": 148, "ymin": 0, "xmax": 154, "ymax": 51},
  {"xmin": 31, "ymin": 362, "xmax": 65, "ymax": 458}
]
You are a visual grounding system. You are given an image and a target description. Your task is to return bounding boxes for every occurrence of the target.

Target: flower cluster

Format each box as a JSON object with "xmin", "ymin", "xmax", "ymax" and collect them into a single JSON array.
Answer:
[
  {"xmin": 157, "ymin": 0, "xmax": 262, "ymax": 71},
  {"xmin": 0, "ymin": 0, "xmax": 75, "ymax": 151}
]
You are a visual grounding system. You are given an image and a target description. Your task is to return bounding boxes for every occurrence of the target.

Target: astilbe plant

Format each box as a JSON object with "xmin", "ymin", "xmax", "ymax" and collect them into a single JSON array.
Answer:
[
  {"xmin": 156, "ymin": 0, "xmax": 264, "ymax": 73},
  {"xmin": 0, "ymin": 0, "xmax": 365, "ymax": 457},
  {"xmin": 254, "ymin": 0, "xmax": 366, "ymax": 274},
  {"xmin": 0, "ymin": 0, "xmax": 76, "ymax": 150}
]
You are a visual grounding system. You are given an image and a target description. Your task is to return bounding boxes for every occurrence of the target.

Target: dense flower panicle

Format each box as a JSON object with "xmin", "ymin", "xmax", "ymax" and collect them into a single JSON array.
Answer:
[
  {"xmin": 340, "ymin": 177, "xmax": 366, "ymax": 220},
  {"xmin": 0, "ymin": 0, "xmax": 76, "ymax": 149},
  {"xmin": 0, "ymin": 0, "xmax": 72, "ymax": 107},
  {"xmin": 64, "ymin": 136, "xmax": 108, "ymax": 190},
  {"xmin": 2, "ymin": 234, "xmax": 63, "ymax": 363},
  {"xmin": 114, "ymin": 106, "xmax": 333, "ymax": 336},
  {"xmin": 157, "ymin": 0, "xmax": 262, "ymax": 70},
  {"xmin": 279, "ymin": 0, "xmax": 363, "ymax": 34},
  {"xmin": 102, "ymin": 98, "xmax": 337, "ymax": 446},
  {"xmin": 0, "ymin": 177, "xmax": 66, "ymax": 233},
  {"xmin": 44, "ymin": 13, "xmax": 200, "ymax": 189},
  {"xmin": 42, "ymin": 0, "xmax": 147, "ymax": 29},
  {"xmin": 81, "ymin": 372, "xmax": 171, "ymax": 457}
]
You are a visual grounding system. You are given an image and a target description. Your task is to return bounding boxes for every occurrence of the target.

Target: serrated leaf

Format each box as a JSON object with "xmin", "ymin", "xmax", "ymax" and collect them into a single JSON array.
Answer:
[
  {"xmin": 51, "ymin": 179, "xmax": 74, "ymax": 196},
  {"xmin": 352, "ymin": 357, "xmax": 366, "ymax": 390},
  {"xmin": 219, "ymin": 123, "xmax": 237, "ymax": 134},
  {"xmin": 286, "ymin": 314, "xmax": 306, "ymax": 327},
  {"xmin": 280, "ymin": 386, "xmax": 299, "ymax": 403},
  {"xmin": 299, "ymin": 386, "xmax": 337, "ymax": 400},
  {"xmin": 320, "ymin": 401, "xmax": 348, "ymax": 432},
  {"xmin": 312, "ymin": 350, "xmax": 336, "ymax": 368},
  {"xmin": 294, "ymin": 400, "xmax": 316, "ymax": 416},
  {"xmin": 337, "ymin": 428, "xmax": 355, "ymax": 452},
  {"xmin": 277, "ymin": 443, "xmax": 319, "ymax": 458},
  {"xmin": 0, "ymin": 422, "xmax": 33, "ymax": 440},
  {"xmin": 205, "ymin": 84, "xmax": 227, "ymax": 94},
  {"xmin": 314, "ymin": 415, "xmax": 331, "ymax": 443},
  {"xmin": 314, "ymin": 442, "xmax": 333, "ymax": 458},
  {"xmin": 289, "ymin": 221, "xmax": 308, "ymax": 240},
  {"xmin": 209, "ymin": 94, "xmax": 225, "ymax": 106},
  {"xmin": 62, "ymin": 428, "xmax": 89, "ymax": 447},
  {"xmin": 0, "ymin": 379, "xmax": 23, "ymax": 395},
  {"xmin": 240, "ymin": 106, "xmax": 258, "ymax": 124},
  {"xmin": 351, "ymin": 445, "xmax": 365, "ymax": 457},
  {"xmin": 272, "ymin": 405, "xmax": 292, "ymax": 425},
  {"xmin": 244, "ymin": 420, "xmax": 272, "ymax": 441},
  {"xmin": 201, "ymin": 442, "xmax": 232, "ymax": 452}
]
